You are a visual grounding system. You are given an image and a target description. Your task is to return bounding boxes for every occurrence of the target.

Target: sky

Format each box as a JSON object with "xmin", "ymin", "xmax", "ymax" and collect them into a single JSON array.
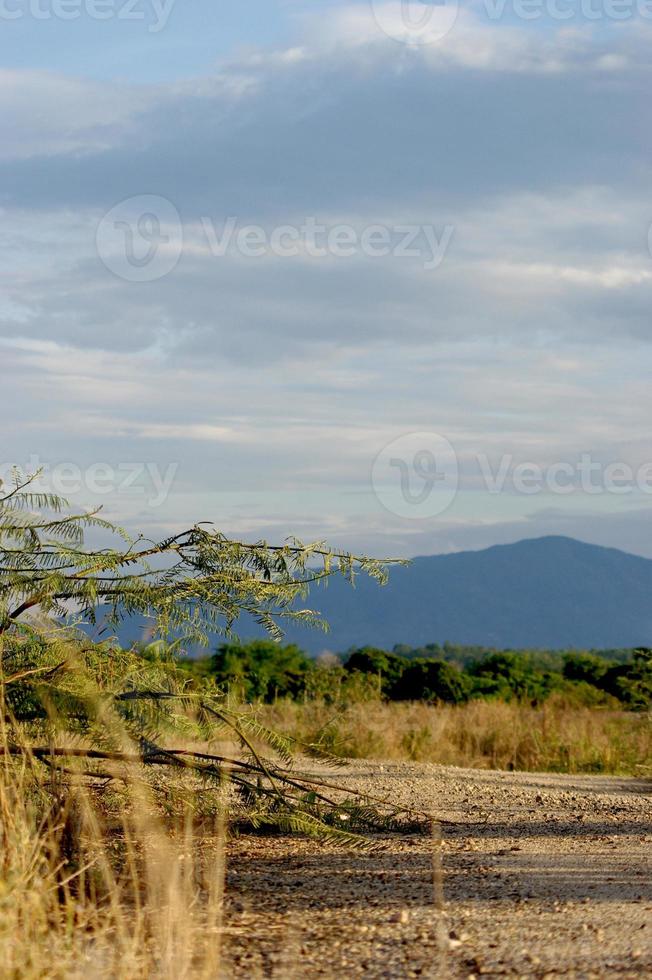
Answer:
[{"xmin": 2, "ymin": 0, "xmax": 652, "ymax": 560}]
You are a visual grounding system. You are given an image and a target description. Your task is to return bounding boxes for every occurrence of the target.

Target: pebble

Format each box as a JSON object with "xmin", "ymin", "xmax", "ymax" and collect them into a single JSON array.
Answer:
[{"xmin": 220, "ymin": 760, "xmax": 652, "ymax": 978}]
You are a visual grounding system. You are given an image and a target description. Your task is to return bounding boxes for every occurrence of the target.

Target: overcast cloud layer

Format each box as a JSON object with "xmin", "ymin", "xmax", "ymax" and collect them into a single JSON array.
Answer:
[{"xmin": 1, "ymin": 2, "xmax": 651, "ymax": 558}]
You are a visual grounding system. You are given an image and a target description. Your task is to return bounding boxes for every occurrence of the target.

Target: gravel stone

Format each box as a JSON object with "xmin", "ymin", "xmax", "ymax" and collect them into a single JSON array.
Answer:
[{"xmin": 220, "ymin": 761, "xmax": 652, "ymax": 978}]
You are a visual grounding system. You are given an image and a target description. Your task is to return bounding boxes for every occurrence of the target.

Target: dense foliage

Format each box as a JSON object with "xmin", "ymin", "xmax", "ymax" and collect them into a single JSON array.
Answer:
[
  {"xmin": 0, "ymin": 470, "xmax": 417, "ymax": 841},
  {"xmin": 184, "ymin": 641, "xmax": 652, "ymax": 710}
]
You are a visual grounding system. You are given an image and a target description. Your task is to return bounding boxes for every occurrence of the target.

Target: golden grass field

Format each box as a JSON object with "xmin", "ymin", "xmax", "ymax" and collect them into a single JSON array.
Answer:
[{"xmin": 258, "ymin": 697, "xmax": 652, "ymax": 775}]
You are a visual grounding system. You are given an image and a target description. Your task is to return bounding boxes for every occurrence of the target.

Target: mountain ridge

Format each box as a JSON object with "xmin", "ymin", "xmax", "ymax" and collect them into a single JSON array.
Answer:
[
  {"xmin": 278, "ymin": 534, "xmax": 652, "ymax": 653},
  {"xmin": 97, "ymin": 536, "xmax": 652, "ymax": 654}
]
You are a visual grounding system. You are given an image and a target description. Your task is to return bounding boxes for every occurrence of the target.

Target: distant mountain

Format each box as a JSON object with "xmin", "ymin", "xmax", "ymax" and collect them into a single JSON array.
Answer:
[
  {"xmin": 276, "ymin": 536, "xmax": 652, "ymax": 653},
  {"xmin": 99, "ymin": 537, "xmax": 652, "ymax": 655}
]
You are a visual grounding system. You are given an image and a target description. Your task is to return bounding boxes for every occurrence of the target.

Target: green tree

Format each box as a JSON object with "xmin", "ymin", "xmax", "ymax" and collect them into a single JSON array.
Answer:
[
  {"xmin": 0, "ymin": 470, "xmax": 410, "ymax": 840},
  {"xmin": 563, "ymin": 649, "xmax": 651, "ymax": 709},
  {"xmin": 468, "ymin": 652, "xmax": 558, "ymax": 703},
  {"xmin": 344, "ymin": 646, "xmax": 406, "ymax": 696},
  {"xmin": 563, "ymin": 652, "xmax": 613, "ymax": 687},
  {"xmin": 212, "ymin": 640, "xmax": 311, "ymax": 702},
  {"xmin": 601, "ymin": 648, "xmax": 652, "ymax": 710},
  {"xmin": 391, "ymin": 659, "xmax": 471, "ymax": 704}
]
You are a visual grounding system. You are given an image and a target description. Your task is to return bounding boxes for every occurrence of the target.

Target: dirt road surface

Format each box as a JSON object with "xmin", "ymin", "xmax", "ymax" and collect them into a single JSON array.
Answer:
[{"xmin": 220, "ymin": 762, "xmax": 651, "ymax": 978}]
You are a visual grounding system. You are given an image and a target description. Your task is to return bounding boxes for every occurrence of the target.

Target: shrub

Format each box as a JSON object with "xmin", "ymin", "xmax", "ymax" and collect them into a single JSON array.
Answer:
[
  {"xmin": 211, "ymin": 640, "xmax": 311, "ymax": 702},
  {"xmin": 344, "ymin": 646, "xmax": 406, "ymax": 695},
  {"xmin": 391, "ymin": 659, "xmax": 471, "ymax": 704},
  {"xmin": 468, "ymin": 652, "xmax": 561, "ymax": 704}
]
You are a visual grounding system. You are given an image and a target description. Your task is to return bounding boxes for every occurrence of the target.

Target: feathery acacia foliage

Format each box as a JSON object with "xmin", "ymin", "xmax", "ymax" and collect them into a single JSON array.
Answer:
[
  {"xmin": 0, "ymin": 470, "xmax": 418, "ymax": 841},
  {"xmin": 0, "ymin": 470, "xmax": 393, "ymax": 642}
]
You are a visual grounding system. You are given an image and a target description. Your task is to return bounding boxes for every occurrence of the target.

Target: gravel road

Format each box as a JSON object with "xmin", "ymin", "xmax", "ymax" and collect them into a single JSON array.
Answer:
[{"xmin": 220, "ymin": 762, "xmax": 652, "ymax": 978}]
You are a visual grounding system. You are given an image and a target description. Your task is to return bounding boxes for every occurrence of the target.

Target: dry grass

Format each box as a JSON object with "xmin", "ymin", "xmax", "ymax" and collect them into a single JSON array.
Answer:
[
  {"xmin": 2, "ymin": 690, "xmax": 649, "ymax": 979},
  {"xmin": 0, "ymin": 734, "xmax": 226, "ymax": 979},
  {"xmin": 259, "ymin": 697, "xmax": 652, "ymax": 775}
]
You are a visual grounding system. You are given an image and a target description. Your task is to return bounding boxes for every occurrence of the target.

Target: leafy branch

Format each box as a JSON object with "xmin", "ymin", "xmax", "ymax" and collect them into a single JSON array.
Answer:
[
  {"xmin": 0, "ymin": 468, "xmax": 417, "ymax": 843},
  {"xmin": 0, "ymin": 470, "xmax": 400, "ymax": 644}
]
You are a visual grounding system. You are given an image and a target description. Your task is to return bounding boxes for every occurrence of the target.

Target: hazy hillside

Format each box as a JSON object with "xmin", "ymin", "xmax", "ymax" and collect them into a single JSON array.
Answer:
[
  {"xmin": 277, "ymin": 536, "xmax": 652, "ymax": 654},
  {"xmin": 102, "ymin": 536, "xmax": 652, "ymax": 655}
]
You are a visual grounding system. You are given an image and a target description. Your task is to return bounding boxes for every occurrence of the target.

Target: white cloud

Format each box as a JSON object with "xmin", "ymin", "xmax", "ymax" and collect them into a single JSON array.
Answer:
[{"xmin": 0, "ymin": 70, "xmax": 153, "ymax": 161}]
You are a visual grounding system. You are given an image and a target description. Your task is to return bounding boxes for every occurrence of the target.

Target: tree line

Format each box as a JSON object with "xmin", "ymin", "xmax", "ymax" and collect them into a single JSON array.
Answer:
[{"xmin": 170, "ymin": 641, "xmax": 652, "ymax": 710}]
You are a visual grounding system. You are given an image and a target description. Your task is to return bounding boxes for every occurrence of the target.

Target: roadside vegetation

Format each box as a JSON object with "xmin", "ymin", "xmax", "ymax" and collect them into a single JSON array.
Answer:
[
  {"xmin": 260, "ymin": 698, "xmax": 651, "ymax": 775},
  {"xmin": 177, "ymin": 639, "xmax": 652, "ymax": 712},
  {"xmin": 170, "ymin": 641, "xmax": 651, "ymax": 775}
]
